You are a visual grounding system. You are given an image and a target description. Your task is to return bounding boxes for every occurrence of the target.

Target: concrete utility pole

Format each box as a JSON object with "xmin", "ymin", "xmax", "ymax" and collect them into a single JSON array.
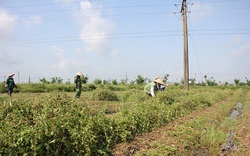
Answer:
[
  {"xmin": 181, "ymin": 0, "xmax": 189, "ymax": 91},
  {"xmin": 18, "ymin": 71, "xmax": 20, "ymax": 83}
]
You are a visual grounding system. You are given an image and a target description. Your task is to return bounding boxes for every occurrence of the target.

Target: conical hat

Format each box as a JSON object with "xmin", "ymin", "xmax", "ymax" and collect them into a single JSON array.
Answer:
[
  {"xmin": 8, "ymin": 73, "xmax": 15, "ymax": 77},
  {"xmin": 76, "ymin": 72, "xmax": 83, "ymax": 76},
  {"xmin": 154, "ymin": 78, "xmax": 165, "ymax": 85}
]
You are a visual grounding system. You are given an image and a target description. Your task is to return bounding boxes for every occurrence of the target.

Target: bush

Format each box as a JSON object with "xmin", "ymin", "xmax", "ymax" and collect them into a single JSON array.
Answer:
[
  {"xmin": 90, "ymin": 88, "xmax": 119, "ymax": 101},
  {"xmin": 0, "ymin": 82, "xmax": 7, "ymax": 93}
]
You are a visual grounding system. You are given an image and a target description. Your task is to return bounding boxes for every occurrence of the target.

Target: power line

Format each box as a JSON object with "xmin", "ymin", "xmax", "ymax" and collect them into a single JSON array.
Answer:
[
  {"xmin": 0, "ymin": 1, "xmax": 247, "ymax": 17},
  {"xmin": 0, "ymin": 28, "xmax": 249, "ymax": 45},
  {"xmin": 0, "ymin": 11, "xmax": 174, "ymax": 23},
  {"xmin": 0, "ymin": 7, "xmax": 248, "ymax": 23},
  {"xmin": 0, "ymin": 0, "xmax": 240, "ymax": 9}
]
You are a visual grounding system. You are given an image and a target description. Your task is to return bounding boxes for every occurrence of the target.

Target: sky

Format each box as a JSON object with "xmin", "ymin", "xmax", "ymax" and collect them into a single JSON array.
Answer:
[{"xmin": 0, "ymin": 0, "xmax": 250, "ymax": 84}]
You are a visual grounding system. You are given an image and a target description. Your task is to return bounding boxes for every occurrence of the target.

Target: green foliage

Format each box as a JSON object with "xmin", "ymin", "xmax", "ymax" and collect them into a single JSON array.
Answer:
[
  {"xmin": 206, "ymin": 77, "xmax": 218, "ymax": 86},
  {"xmin": 50, "ymin": 77, "xmax": 63, "ymax": 84},
  {"xmin": 39, "ymin": 77, "xmax": 50, "ymax": 84},
  {"xmin": 83, "ymin": 84, "xmax": 97, "ymax": 91},
  {"xmin": 163, "ymin": 74, "xmax": 169, "ymax": 83},
  {"xmin": 90, "ymin": 88, "xmax": 119, "ymax": 101},
  {"xmin": 111, "ymin": 79, "xmax": 118, "ymax": 85},
  {"xmin": 81, "ymin": 75, "xmax": 89, "ymax": 84},
  {"xmin": 93, "ymin": 78, "xmax": 102, "ymax": 85},
  {"xmin": 234, "ymin": 79, "xmax": 240, "ymax": 86},
  {"xmin": 103, "ymin": 80, "xmax": 110, "ymax": 85},
  {"xmin": 16, "ymin": 84, "xmax": 75, "ymax": 93},
  {"xmin": 0, "ymin": 87, "xmax": 235, "ymax": 155},
  {"xmin": 0, "ymin": 82, "xmax": 7, "ymax": 93},
  {"xmin": 123, "ymin": 89, "xmax": 148, "ymax": 103},
  {"xmin": 135, "ymin": 75, "xmax": 147, "ymax": 84}
]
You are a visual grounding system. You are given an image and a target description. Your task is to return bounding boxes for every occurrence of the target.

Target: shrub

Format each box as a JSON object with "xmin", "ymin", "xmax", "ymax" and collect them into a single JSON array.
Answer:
[{"xmin": 90, "ymin": 88, "xmax": 119, "ymax": 101}]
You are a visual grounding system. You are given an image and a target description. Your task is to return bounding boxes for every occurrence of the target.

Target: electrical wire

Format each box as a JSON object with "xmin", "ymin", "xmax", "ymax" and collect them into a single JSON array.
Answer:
[
  {"xmin": 187, "ymin": 14, "xmax": 203, "ymax": 82},
  {"xmin": 156, "ymin": 19, "xmax": 182, "ymax": 76}
]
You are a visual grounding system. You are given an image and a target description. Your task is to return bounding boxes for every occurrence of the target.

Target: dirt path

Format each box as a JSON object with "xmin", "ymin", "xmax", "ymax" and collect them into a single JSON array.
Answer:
[
  {"xmin": 229, "ymin": 91, "xmax": 250, "ymax": 156},
  {"xmin": 112, "ymin": 91, "xmax": 250, "ymax": 156}
]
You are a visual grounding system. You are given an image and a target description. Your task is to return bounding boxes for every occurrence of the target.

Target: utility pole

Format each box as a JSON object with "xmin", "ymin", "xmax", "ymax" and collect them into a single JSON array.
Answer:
[
  {"xmin": 181, "ymin": 0, "xmax": 189, "ymax": 91},
  {"xmin": 18, "ymin": 71, "xmax": 20, "ymax": 83},
  {"xmin": 125, "ymin": 73, "xmax": 128, "ymax": 84}
]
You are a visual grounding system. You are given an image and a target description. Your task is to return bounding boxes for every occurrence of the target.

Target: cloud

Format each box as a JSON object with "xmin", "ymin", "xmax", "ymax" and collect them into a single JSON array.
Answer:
[
  {"xmin": 51, "ymin": 45, "xmax": 70, "ymax": 70},
  {"xmin": 0, "ymin": 10, "xmax": 17, "ymax": 41},
  {"xmin": 51, "ymin": 45, "xmax": 88, "ymax": 70},
  {"xmin": 190, "ymin": 3, "xmax": 214, "ymax": 21},
  {"xmin": 79, "ymin": 0, "xmax": 115, "ymax": 54},
  {"xmin": 23, "ymin": 15, "xmax": 42, "ymax": 27},
  {"xmin": 0, "ymin": 49, "xmax": 19, "ymax": 65},
  {"xmin": 54, "ymin": 0, "xmax": 76, "ymax": 4},
  {"xmin": 228, "ymin": 35, "xmax": 250, "ymax": 57}
]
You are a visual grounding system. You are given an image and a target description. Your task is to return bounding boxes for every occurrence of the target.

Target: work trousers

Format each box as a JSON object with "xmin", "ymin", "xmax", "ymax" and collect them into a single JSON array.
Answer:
[{"xmin": 75, "ymin": 87, "xmax": 82, "ymax": 98}]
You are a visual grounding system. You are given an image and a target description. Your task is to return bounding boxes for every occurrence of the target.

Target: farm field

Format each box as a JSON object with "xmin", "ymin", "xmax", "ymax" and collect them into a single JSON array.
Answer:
[{"xmin": 0, "ymin": 85, "xmax": 249, "ymax": 155}]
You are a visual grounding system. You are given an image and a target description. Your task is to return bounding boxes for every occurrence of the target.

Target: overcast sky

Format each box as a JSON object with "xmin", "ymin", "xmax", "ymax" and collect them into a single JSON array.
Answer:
[{"xmin": 0, "ymin": 0, "xmax": 250, "ymax": 83}]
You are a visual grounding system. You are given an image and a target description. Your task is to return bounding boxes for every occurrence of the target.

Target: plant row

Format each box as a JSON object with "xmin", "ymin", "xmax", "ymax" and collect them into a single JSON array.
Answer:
[{"xmin": 0, "ymin": 88, "xmax": 233, "ymax": 155}]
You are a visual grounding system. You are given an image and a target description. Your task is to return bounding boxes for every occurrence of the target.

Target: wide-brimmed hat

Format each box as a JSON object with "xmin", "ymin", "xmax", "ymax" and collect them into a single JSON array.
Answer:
[
  {"xmin": 8, "ymin": 73, "xmax": 15, "ymax": 77},
  {"xmin": 154, "ymin": 78, "xmax": 165, "ymax": 85},
  {"xmin": 76, "ymin": 72, "xmax": 83, "ymax": 76},
  {"xmin": 154, "ymin": 76, "xmax": 160, "ymax": 80}
]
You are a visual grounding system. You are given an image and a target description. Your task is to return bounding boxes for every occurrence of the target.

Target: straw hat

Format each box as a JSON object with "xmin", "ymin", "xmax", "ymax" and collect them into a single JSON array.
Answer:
[
  {"xmin": 154, "ymin": 78, "xmax": 165, "ymax": 85},
  {"xmin": 76, "ymin": 72, "xmax": 83, "ymax": 76},
  {"xmin": 8, "ymin": 73, "xmax": 15, "ymax": 77},
  {"xmin": 154, "ymin": 76, "xmax": 160, "ymax": 80}
]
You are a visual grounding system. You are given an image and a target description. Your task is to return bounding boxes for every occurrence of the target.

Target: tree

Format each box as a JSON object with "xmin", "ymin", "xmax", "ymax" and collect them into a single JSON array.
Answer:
[
  {"xmin": 112, "ymin": 79, "xmax": 118, "ymax": 85},
  {"xmin": 93, "ymin": 78, "xmax": 102, "ymax": 85},
  {"xmin": 135, "ymin": 75, "xmax": 146, "ymax": 84},
  {"xmin": 81, "ymin": 75, "xmax": 89, "ymax": 84},
  {"xmin": 50, "ymin": 77, "xmax": 63, "ymax": 84},
  {"xmin": 246, "ymin": 77, "xmax": 250, "ymax": 86},
  {"xmin": 39, "ymin": 77, "xmax": 50, "ymax": 84},
  {"xmin": 206, "ymin": 77, "xmax": 218, "ymax": 86},
  {"xmin": 65, "ymin": 78, "xmax": 71, "ymax": 84},
  {"xmin": 120, "ymin": 79, "xmax": 126, "ymax": 84},
  {"xmin": 234, "ymin": 79, "xmax": 240, "ymax": 86},
  {"xmin": 103, "ymin": 80, "xmax": 110, "ymax": 85},
  {"xmin": 163, "ymin": 74, "xmax": 169, "ymax": 83}
]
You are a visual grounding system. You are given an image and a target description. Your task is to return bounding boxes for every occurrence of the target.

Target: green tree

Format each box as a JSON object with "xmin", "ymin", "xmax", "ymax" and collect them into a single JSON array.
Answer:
[
  {"xmin": 135, "ymin": 75, "xmax": 146, "ymax": 84},
  {"xmin": 103, "ymin": 80, "xmax": 110, "ymax": 85},
  {"xmin": 206, "ymin": 77, "xmax": 218, "ymax": 86},
  {"xmin": 50, "ymin": 77, "xmax": 63, "ymax": 84},
  {"xmin": 94, "ymin": 78, "xmax": 102, "ymax": 85},
  {"xmin": 112, "ymin": 79, "xmax": 118, "ymax": 85},
  {"xmin": 234, "ymin": 79, "xmax": 240, "ymax": 86},
  {"xmin": 65, "ymin": 78, "xmax": 71, "ymax": 84},
  {"xmin": 245, "ymin": 77, "xmax": 250, "ymax": 86},
  {"xmin": 39, "ymin": 77, "xmax": 50, "ymax": 84},
  {"xmin": 81, "ymin": 75, "xmax": 89, "ymax": 84},
  {"xmin": 163, "ymin": 74, "xmax": 169, "ymax": 83}
]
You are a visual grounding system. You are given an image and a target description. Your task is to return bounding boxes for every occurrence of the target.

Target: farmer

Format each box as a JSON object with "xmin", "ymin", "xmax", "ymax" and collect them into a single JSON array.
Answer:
[
  {"xmin": 144, "ymin": 77, "xmax": 165, "ymax": 97},
  {"xmin": 74, "ymin": 72, "xmax": 83, "ymax": 98},
  {"xmin": 5, "ymin": 73, "xmax": 17, "ymax": 96}
]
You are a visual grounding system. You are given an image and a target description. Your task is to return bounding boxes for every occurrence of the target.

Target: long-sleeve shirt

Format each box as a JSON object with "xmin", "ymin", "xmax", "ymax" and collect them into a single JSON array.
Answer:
[
  {"xmin": 74, "ymin": 76, "xmax": 82, "ymax": 88},
  {"xmin": 144, "ymin": 82, "xmax": 156, "ymax": 96},
  {"xmin": 6, "ymin": 77, "xmax": 16, "ymax": 89}
]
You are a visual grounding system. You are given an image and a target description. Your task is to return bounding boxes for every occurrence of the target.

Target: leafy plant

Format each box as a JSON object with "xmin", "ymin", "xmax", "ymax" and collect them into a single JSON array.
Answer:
[{"xmin": 90, "ymin": 88, "xmax": 119, "ymax": 101}]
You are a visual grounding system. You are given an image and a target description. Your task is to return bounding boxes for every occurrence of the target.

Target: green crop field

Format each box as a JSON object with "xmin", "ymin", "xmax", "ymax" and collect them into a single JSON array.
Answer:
[{"xmin": 0, "ymin": 84, "xmax": 249, "ymax": 155}]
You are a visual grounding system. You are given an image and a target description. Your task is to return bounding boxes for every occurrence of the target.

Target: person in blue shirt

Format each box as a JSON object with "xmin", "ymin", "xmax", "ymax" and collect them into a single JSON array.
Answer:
[{"xmin": 5, "ymin": 73, "xmax": 17, "ymax": 96}]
